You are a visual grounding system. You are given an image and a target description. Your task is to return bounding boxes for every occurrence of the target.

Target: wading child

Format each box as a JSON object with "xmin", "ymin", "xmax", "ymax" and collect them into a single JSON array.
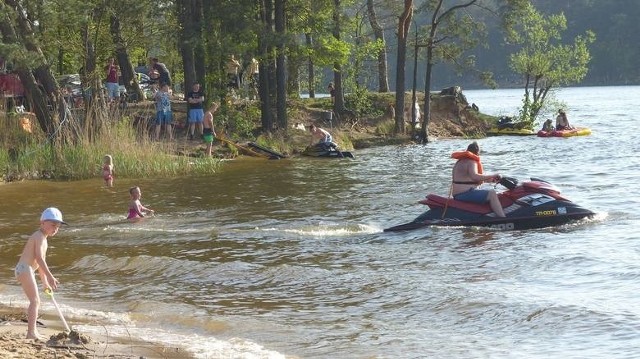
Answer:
[
  {"xmin": 102, "ymin": 154, "xmax": 114, "ymax": 187},
  {"xmin": 15, "ymin": 207, "xmax": 66, "ymax": 340},
  {"xmin": 127, "ymin": 186, "xmax": 154, "ymax": 221},
  {"xmin": 203, "ymin": 102, "xmax": 219, "ymax": 156}
]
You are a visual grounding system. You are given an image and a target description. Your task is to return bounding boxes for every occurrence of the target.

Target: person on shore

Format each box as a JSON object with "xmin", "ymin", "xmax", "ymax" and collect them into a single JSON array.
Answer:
[
  {"xmin": 104, "ymin": 58, "xmax": 119, "ymax": 103},
  {"xmin": 308, "ymin": 124, "xmax": 333, "ymax": 146},
  {"xmin": 226, "ymin": 54, "xmax": 242, "ymax": 91},
  {"xmin": 154, "ymin": 84, "xmax": 173, "ymax": 141},
  {"xmin": 149, "ymin": 57, "xmax": 171, "ymax": 87},
  {"xmin": 203, "ymin": 102, "xmax": 219, "ymax": 157},
  {"xmin": 451, "ymin": 141, "xmax": 505, "ymax": 217},
  {"xmin": 327, "ymin": 82, "xmax": 335, "ymax": 104},
  {"xmin": 127, "ymin": 186, "xmax": 154, "ymax": 221},
  {"xmin": 15, "ymin": 207, "xmax": 66, "ymax": 340},
  {"xmin": 186, "ymin": 83, "xmax": 205, "ymax": 140},
  {"xmin": 246, "ymin": 57, "xmax": 259, "ymax": 99},
  {"xmin": 555, "ymin": 109, "xmax": 573, "ymax": 130},
  {"xmin": 102, "ymin": 154, "xmax": 114, "ymax": 187}
]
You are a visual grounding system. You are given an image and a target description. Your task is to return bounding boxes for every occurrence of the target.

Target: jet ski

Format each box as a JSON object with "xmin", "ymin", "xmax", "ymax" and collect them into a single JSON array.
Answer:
[
  {"xmin": 302, "ymin": 142, "xmax": 354, "ymax": 159},
  {"xmin": 384, "ymin": 176, "xmax": 594, "ymax": 232}
]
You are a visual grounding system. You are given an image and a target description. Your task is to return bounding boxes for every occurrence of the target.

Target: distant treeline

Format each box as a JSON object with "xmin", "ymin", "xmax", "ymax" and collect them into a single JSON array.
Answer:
[{"xmin": 396, "ymin": 0, "xmax": 639, "ymax": 90}]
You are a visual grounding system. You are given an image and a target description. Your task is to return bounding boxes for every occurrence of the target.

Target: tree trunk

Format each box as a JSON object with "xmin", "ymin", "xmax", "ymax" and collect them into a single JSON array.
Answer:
[
  {"xmin": 286, "ymin": 36, "xmax": 301, "ymax": 98},
  {"xmin": 2, "ymin": 0, "xmax": 66, "ymax": 139},
  {"xmin": 367, "ymin": 0, "xmax": 389, "ymax": 92},
  {"xmin": 420, "ymin": 0, "xmax": 447, "ymax": 144},
  {"xmin": 394, "ymin": 0, "xmax": 413, "ymax": 134},
  {"xmin": 332, "ymin": 0, "xmax": 345, "ymax": 123},
  {"xmin": 274, "ymin": 0, "xmax": 287, "ymax": 129},
  {"xmin": 193, "ymin": 0, "xmax": 206, "ymax": 87},
  {"xmin": 420, "ymin": 43, "xmax": 433, "ymax": 144},
  {"xmin": 109, "ymin": 14, "xmax": 143, "ymax": 102},
  {"xmin": 81, "ymin": 19, "xmax": 105, "ymax": 142},
  {"xmin": 305, "ymin": 33, "xmax": 315, "ymax": 98},
  {"xmin": 258, "ymin": 0, "xmax": 274, "ymax": 131},
  {"xmin": 177, "ymin": 0, "xmax": 197, "ymax": 93}
]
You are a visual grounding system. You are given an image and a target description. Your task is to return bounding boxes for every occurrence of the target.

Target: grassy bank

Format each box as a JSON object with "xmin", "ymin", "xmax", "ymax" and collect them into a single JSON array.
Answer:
[{"xmin": 0, "ymin": 112, "xmax": 221, "ymax": 182}]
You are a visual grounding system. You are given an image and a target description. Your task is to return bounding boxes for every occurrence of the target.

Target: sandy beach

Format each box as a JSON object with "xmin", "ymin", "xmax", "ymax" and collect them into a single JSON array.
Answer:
[{"xmin": 0, "ymin": 304, "xmax": 195, "ymax": 359}]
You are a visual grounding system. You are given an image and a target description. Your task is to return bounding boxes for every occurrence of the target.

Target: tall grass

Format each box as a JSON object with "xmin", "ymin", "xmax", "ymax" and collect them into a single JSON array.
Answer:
[{"xmin": 0, "ymin": 111, "xmax": 221, "ymax": 182}]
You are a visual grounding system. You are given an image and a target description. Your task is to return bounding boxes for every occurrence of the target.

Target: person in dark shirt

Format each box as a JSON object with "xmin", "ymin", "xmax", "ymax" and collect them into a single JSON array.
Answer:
[
  {"xmin": 327, "ymin": 82, "xmax": 335, "ymax": 104},
  {"xmin": 149, "ymin": 57, "xmax": 171, "ymax": 87},
  {"xmin": 186, "ymin": 83, "xmax": 205, "ymax": 140}
]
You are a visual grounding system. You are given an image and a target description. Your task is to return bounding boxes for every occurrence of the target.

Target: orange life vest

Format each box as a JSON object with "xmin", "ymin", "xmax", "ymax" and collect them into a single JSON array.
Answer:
[{"xmin": 451, "ymin": 151, "xmax": 483, "ymax": 174}]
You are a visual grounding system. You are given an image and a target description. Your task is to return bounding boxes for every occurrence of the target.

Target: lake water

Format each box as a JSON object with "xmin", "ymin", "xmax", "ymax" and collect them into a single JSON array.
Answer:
[{"xmin": 1, "ymin": 86, "xmax": 639, "ymax": 358}]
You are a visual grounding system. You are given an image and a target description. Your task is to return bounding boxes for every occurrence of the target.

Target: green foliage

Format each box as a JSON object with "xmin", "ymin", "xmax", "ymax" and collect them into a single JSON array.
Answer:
[
  {"xmin": 374, "ymin": 119, "xmax": 395, "ymax": 136},
  {"xmin": 217, "ymin": 99, "xmax": 259, "ymax": 140},
  {"xmin": 508, "ymin": 3, "xmax": 595, "ymax": 122},
  {"xmin": 345, "ymin": 87, "xmax": 383, "ymax": 120},
  {"xmin": 313, "ymin": 36, "xmax": 351, "ymax": 67}
]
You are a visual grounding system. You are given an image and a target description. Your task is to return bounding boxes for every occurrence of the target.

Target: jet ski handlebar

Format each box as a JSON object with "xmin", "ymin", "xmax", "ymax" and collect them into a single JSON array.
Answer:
[{"xmin": 498, "ymin": 176, "xmax": 518, "ymax": 190}]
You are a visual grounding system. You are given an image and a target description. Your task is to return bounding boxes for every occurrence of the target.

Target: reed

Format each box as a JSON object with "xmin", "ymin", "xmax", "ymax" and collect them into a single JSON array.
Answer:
[{"xmin": 0, "ymin": 113, "xmax": 221, "ymax": 181}]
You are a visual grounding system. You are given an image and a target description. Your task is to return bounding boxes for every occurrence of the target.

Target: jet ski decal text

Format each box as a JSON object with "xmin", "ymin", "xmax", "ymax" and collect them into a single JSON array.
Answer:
[{"xmin": 535, "ymin": 210, "xmax": 557, "ymax": 216}]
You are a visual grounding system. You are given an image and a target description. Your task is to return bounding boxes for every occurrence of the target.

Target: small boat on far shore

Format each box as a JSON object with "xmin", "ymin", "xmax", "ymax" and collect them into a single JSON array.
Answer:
[{"xmin": 487, "ymin": 116, "xmax": 535, "ymax": 136}]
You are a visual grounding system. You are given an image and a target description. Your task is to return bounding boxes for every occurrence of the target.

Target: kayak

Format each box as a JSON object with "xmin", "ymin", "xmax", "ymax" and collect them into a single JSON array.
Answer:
[
  {"xmin": 537, "ymin": 127, "xmax": 592, "ymax": 137},
  {"xmin": 487, "ymin": 127, "xmax": 536, "ymax": 136}
]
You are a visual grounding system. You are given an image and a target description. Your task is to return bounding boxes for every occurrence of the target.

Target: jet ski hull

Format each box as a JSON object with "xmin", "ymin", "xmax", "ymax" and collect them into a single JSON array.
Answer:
[{"xmin": 384, "ymin": 178, "xmax": 595, "ymax": 232}]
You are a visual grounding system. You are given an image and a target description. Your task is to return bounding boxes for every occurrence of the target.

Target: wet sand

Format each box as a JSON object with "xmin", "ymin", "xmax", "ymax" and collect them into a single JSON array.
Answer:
[{"xmin": 0, "ymin": 304, "xmax": 194, "ymax": 359}]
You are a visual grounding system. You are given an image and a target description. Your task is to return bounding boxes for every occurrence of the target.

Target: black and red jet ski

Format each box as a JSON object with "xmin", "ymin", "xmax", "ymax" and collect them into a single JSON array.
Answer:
[
  {"xmin": 384, "ymin": 176, "xmax": 595, "ymax": 231},
  {"xmin": 302, "ymin": 142, "xmax": 354, "ymax": 159}
]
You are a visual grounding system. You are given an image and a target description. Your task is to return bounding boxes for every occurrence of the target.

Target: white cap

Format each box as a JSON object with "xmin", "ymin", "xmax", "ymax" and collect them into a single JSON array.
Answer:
[{"xmin": 40, "ymin": 207, "xmax": 67, "ymax": 224}]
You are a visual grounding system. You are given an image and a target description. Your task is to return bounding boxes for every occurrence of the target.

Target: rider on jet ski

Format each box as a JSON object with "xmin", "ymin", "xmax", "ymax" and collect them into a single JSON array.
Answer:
[
  {"xmin": 451, "ymin": 142, "xmax": 505, "ymax": 217},
  {"xmin": 308, "ymin": 124, "xmax": 337, "ymax": 151}
]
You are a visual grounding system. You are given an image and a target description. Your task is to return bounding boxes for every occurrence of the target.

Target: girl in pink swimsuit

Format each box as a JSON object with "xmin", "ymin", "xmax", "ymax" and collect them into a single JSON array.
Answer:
[
  {"xmin": 127, "ymin": 186, "xmax": 154, "ymax": 221},
  {"xmin": 102, "ymin": 154, "xmax": 114, "ymax": 187}
]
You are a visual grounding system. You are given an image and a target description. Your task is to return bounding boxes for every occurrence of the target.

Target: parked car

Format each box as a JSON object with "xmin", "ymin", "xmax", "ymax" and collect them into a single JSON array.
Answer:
[{"xmin": 119, "ymin": 72, "xmax": 154, "ymax": 101}]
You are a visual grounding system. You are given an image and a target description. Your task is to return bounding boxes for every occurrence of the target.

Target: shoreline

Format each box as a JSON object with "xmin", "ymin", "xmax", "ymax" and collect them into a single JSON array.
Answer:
[{"xmin": 0, "ymin": 303, "xmax": 195, "ymax": 359}]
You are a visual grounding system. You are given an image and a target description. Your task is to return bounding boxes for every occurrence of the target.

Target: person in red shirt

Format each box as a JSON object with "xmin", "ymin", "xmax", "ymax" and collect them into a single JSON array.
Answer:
[{"xmin": 105, "ymin": 58, "xmax": 119, "ymax": 103}]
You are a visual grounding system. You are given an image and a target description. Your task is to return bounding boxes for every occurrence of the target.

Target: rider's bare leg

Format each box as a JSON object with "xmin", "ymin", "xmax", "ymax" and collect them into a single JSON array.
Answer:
[{"xmin": 487, "ymin": 190, "xmax": 506, "ymax": 217}]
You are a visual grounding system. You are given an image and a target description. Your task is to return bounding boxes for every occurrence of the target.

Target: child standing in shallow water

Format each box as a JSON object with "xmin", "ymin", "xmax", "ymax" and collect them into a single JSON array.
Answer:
[
  {"xmin": 102, "ymin": 154, "xmax": 114, "ymax": 187},
  {"xmin": 127, "ymin": 186, "xmax": 154, "ymax": 221},
  {"xmin": 15, "ymin": 207, "xmax": 66, "ymax": 340}
]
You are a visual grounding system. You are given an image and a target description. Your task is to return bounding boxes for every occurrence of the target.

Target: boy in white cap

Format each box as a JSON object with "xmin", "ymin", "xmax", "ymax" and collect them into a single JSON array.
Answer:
[{"xmin": 15, "ymin": 207, "xmax": 66, "ymax": 339}]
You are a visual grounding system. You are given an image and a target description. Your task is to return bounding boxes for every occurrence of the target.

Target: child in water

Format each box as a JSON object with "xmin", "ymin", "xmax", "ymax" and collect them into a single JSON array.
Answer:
[
  {"xmin": 127, "ymin": 186, "xmax": 154, "ymax": 221},
  {"xmin": 102, "ymin": 154, "xmax": 114, "ymax": 187},
  {"xmin": 15, "ymin": 207, "xmax": 66, "ymax": 339}
]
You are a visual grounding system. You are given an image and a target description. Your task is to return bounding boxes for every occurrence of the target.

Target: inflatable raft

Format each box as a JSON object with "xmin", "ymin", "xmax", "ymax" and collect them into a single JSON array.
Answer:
[{"xmin": 537, "ymin": 127, "xmax": 592, "ymax": 138}]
